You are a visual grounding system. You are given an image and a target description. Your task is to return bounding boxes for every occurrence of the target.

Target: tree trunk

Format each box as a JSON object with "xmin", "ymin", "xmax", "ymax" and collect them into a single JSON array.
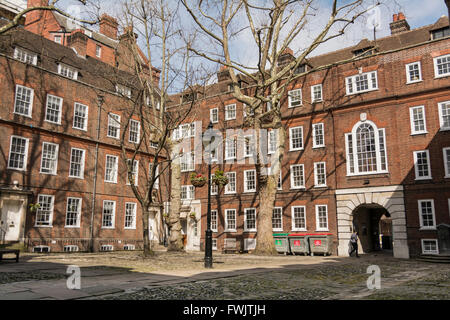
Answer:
[
  {"xmin": 168, "ymin": 147, "xmax": 184, "ymax": 251},
  {"xmin": 141, "ymin": 206, "xmax": 155, "ymax": 257},
  {"xmin": 254, "ymin": 125, "xmax": 286, "ymax": 255}
]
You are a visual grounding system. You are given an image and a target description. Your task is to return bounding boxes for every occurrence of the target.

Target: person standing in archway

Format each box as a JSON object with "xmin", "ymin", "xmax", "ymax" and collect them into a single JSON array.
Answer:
[{"xmin": 349, "ymin": 231, "xmax": 360, "ymax": 258}]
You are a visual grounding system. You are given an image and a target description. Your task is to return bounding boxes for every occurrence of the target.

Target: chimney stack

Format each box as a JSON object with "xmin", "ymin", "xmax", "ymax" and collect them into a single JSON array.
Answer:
[
  {"xmin": 217, "ymin": 65, "xmax": 231, "ymax": 82},
  {"xmin": 99, "ymin": 14, "xmax": 118, "ymax": 39},
  {"xmin": 390, "ymin": 12, "xmax": 410, "ymax": 35},
  {"xmin": 68, "ymin": 29, "xmax": 88, "ymax": 57},
  {"xmin": 277, "ymin": 47, "xmax": 295, "ymax": 67}
]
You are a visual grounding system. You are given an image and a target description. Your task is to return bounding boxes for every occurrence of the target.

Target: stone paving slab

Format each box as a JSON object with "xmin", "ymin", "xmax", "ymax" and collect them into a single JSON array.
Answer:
[
  {"xmin": 0, "ymin": 290, "xmax": 51, "ymax": 300},
  {"xmin": 32, "ymin": 287, "xmax": 91, "ymax": 300}
]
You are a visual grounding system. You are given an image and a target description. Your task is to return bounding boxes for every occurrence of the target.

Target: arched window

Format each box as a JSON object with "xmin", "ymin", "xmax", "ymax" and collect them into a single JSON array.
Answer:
[{"xmin": 345, "ymin": 120, "xmax": 388, "ymax": 175}]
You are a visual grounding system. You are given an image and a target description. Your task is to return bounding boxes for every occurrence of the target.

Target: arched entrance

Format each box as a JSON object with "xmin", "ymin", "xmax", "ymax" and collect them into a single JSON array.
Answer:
[
  {"xmin": 352, "ymin": 204, "xmax": 393, "ymax": 254},
  {"xmin": 335, "ymin": 185, "xmax": 410, "ymax": 259}
]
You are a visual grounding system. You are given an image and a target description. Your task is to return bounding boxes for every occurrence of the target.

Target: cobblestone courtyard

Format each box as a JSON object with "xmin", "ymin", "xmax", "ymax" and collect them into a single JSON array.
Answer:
[{"xmin": 0, "ymin": 251, "xmax": 449, "ymax": 300}]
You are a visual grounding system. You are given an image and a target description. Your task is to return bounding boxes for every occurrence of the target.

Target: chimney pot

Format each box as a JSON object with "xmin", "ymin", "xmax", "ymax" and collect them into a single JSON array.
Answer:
[
  {"xmin": 390, "ymin": 12, "xmax": 410, "ymax": 35},
  {"xmin": 393, "ymin": 14, "xmax": 398, "ymax": 22},
  {"xmin": 398, "ymin": 12, "xmax": 406, "ymax": 20}
]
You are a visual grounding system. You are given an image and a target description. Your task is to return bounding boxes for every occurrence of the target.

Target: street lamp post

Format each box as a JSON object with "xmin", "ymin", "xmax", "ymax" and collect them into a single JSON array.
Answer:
[{"xmin": 204, "ymin": 121, "xmax": 214, "ymax": 268}]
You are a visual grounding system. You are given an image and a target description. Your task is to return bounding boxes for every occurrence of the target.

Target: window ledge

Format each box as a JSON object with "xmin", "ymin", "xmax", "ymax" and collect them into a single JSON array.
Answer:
[
  {"xmin": 346, "ymin": 88, "xmax": 378, "ymax": 96},
  {"xmin": 410, "ymin": 131, "xmax": 428, "ymax": 136},
  {"xmin": 439, "ymin": 127, "xmax": 450, "ymax": 132},
  {"xmin": 225, "ymin": 230, "xmax": 237, "ymax": 233},
  {"xmin": 419, "ymin": 227, "xmax": 436, "ymax": 231},
  {"xmin": 312, "ymin": 146, "xmax": 325, "ymax": 149},
  {"xmin": 435, "ymin": 74, "xmax": 450, "ymax": 79},
  {"xmin": 346, "ymin": 171, "xmax": 389, "ymax": 177},
  {"xmin": 101, "ymin": 227, "xmax": 115, "ymax": 230},
  {"xmin": 314, "ymin": 185, "xmax": 328, "ymax": 189},
  {"xmin": 406, "ymin": 80, "xmax": 423, "ymax": 85},
  {"xmin": 315, "ymin": 229, "xmax": 329, "ymax": 232},
  {"xmin": 273, "ymin": 229, "xmax": 283, "ymax": 232},
  {"xmin": 290, "ymin": 187, "xmax": 306, "ymax": 190},
  {"xmin": 289, "ymin": 148, "xmax": 304, "ymax": 152},
  {"xmin": 292, "ymin": 229, "xmax": 307, "ymax": 232},
  {"xmin": 415, "ymin": 177, "xmax": 433, "ymax": 181},
  {"xmin": 64, "ymin": 226, "xmax": 80, "ymax": 229},
  {"xmin": 35, "ymin": 225, "xmax": 53, "ymax": 228}
]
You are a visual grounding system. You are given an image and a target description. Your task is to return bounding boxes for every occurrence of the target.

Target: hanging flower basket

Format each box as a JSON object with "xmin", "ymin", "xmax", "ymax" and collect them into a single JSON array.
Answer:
[
  {"xmin": 212, "ymin": 170, "xmax": 229, "ymax": 186},
  {"xmin": 190, "ymin": 173, "xmax": 207, "ymax": 187}
]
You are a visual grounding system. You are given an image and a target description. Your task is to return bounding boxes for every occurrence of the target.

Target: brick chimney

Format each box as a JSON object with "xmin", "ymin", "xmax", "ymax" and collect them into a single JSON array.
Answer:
[
  {"xmin": 217, "ymin": 65, "xmax": 231, "ymax": 82},
  {"xmin": 390, "ymin": 12, "xmax": 410, "ymax": 35},
  {"xmin": 99, "ymin": 14, "xmax": 118, "ymax": 39},
  {"xmin": 25, "ymin": 0, "xmax": 49, "ymax": 32},
  {"xmin": 68, "ymin": 29, "xmax": 88, "ymax": 57},
  {"xmin": 277, "ymin": 47, "xmax": 295, "ymax": 67}
]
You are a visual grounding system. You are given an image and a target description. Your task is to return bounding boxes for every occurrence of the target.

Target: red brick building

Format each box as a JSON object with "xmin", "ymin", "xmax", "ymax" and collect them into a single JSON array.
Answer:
[
  {"xmin": 0, "ymin": 2, "xmax": 167, "ymax": 252},
  {"xmin": 173, "ymin": 13, "xmax": 450, "ymax": 258}
]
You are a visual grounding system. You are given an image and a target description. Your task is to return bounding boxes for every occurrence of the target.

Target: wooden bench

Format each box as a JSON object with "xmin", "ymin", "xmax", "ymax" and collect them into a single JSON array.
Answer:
[{"xmin": 0, "ymin": 249, "xmax": 20, "ymax": 263}]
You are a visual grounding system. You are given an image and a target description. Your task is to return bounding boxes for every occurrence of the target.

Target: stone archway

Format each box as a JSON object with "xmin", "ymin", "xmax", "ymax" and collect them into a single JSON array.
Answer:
[{"xmin": 335, "ymin": 185, "xmax": 409, "ymax": 259}]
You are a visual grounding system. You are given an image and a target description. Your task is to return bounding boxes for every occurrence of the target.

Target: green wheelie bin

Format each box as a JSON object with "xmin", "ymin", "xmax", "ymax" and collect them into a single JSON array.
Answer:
[
  {"xmin": 273, "ymin": 233, "xmax": 291, "ymax": 255},
  {"xmin": 288, "ymin": 233, "xmax": 310, "ymax": 255},
  {"xmin": 308, "ymin": 233, "xmax": 333, "ymax": 256}
]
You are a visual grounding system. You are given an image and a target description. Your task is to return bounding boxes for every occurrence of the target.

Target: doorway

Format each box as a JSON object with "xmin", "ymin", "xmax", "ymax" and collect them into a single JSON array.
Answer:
[
  {"xmin": 352, "ymin": 205, "xmax": 393, "ymax": 254},
  {"xmin": 0, "ymin": 200, "xmax": 23, "ymax": 242}
]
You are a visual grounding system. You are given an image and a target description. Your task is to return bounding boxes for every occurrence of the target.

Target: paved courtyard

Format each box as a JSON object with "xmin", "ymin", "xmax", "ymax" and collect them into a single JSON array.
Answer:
[{"xmin": 0, "ymin": 250, "xmax": 449, "ymax": 300}]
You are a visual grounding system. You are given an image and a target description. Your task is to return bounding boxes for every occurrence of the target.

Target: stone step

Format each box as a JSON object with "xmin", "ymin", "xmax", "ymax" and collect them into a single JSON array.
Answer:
[{"xmin": 417, "ymin": 254, "xmax": 450, "ymax": 264}]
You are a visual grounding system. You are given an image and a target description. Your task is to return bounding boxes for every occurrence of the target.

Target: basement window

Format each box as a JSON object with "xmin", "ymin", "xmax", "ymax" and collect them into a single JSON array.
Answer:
[
  {"xmin": 421, "ymin": 239, "xmax": 438, "ymax": 254},
  {"xmin": 123, "ymin": 244, "xmax": 135, "ymax": 251},
  {"xmin": 33, "ymin": 246, "xmax": 50, "ymax": 253},
  {"xmin": 100, "ymin": 245, "xmax": 114, "ymax": 252},
  {"xmin": 64, "ymin": 245, "xmax": 79, "ymax": 252}
]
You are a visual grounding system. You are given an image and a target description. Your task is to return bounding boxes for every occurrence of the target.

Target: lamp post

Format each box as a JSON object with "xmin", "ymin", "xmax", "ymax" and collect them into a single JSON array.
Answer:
[{"xmin": 204, "ymin": 121, "xmax": 214, "ymax": 268}]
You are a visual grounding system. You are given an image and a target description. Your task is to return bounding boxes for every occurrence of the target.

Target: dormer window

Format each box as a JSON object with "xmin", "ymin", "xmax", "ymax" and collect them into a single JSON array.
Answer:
[
  {"xmin": 54, "ymin": 35, "xmax": 62, "ymax": 44},
  {"xmin": 96, "ymin": 45, "xmax": 102, "ymax": 58},
  {"xmin": 14, "ymin": 47, "xmax": 37, "ymax": 65},
  {"xmin": 294, "ymin": 64, "xmax": 307, "ymax": 75},
  {"xmin": 58, "ymin": 64, "xmax": 78, "ymax": 80},
  {"xmin": 353, "ymin": 47, "xmax": 374, "ymax": 57},
  {"xmin": 182, "ymin": 92, "xmax": 196, "ymax": 103},
  {"xmin": 116, "ymin": 84, "xmax": 131, "ymax": 98},
  {"xmin": 432, "ymin": 27, "xmax": 450, "ymax": 40}
]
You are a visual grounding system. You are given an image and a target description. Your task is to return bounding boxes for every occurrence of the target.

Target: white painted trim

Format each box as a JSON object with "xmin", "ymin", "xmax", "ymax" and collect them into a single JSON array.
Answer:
[
  {"xmin": 409, "ymin": 105, "xmax": 427, "ymax": 135},
  {"xmin": 225, "ymin": 209, "xmax": 237, "ymax": 232},
  {"xmin": 35, "ymin": 194, "xmax": 55, "ymax": 227},
  {"xmin": 443, "ymin": 147, "xmax": 450, "ymax": 178},
  {"xmin": 314, "ymin": 162, "xmax": 327, "ymax": 188},
  {"xmin": 101, "ymin": 200, "xmax": 116, "ymax": 229},
  {"xmin": 243, "ymin": 169, "xmax": 256, "ymax": 193},
  {"xmin": 312, "ymin": 123, "xmax": 325, "ymax": 148},
  {"xmin": 65, "ymin": 197, "xmax": 82, "ymax": 228},
  {"xmin": 311, "ymin": 84, "xmax": 323, "ymax": 103},
  {"xmin": 73, "ymin": 102, "xmax": 89, "ymax": 131},
  {"xmin": 107, "ymin": 113, "xmax": 121, "ymax": 139},
  {"xmin": 438, "ymin": 101, "xmax": 450, "ymax": 131},
  {"xmin": 44, "ymin": 94, "xmax": 63, "ymax": 125},
  {"xmin": 7, "ymin": 135, "xmax": 29, "ymax": 171},
  {"xmin": 289, "ymin": 126, "xmax": 304, "ymax": 151},
  {"xmin": 421, "ymin": 239, "xmax": 439, "ymax": 255},
  {"xmin": 224, "ymin": 172, "xmax": 236, "ymax": 194},
  {"xmin": 434, "ymin": 54, "xmax": 450, "ymax": 78},
  {"xmin": 272, "ymin": 207, "xmax": 283, "ymax": 232},
  {"xmin": 210, "ymin": 108, "xmax": 219, "ymax": 123},
  {"xmin": 405, "ymin": 61, "xmax": 422, "ymax": 84},
  {"xmin": 418, "ymin": 199, "xmax": 436, "ymax": 230},
  {"xmin": 290, "ymin": 164, "xmax": 305, "ymax": 189},
  {"xmin": 225, "ymin": 103, "xmax": 236, "ymax": 120},
  {"xmin": 345, "ymin": 70, "xmax": 378, "ymax": 95},
  {"xmin": 124, "ymin": 202, "xmax": 137, "ymax": 229},
  {"xmin": 291, "ymin": 206, "xmax": 307, "ymax": 231},
  {"xmin": 288, "ymin": 88, "xmax": 302, "ymax": 108},
  {"xmin": 413, "ymin": 150, "xmax": 432, "ymax": 180},
  {"xmin": 211, "ymin": 210, "xmax": 218, "ymax": 232},
  {"xmin": 104, "ymin": 154, "xmax": 119, "ymax": 183},
  {"xmin": 244, "ymin": 208, "xmax": 257, "ymax": 232},
  {"xmin": 40, "ymin": 142, "xmax": 59, "ymax": 175},
  {"xmin": 68, "ymin": 148, "xmax": 85, "ymax": 179},
  {"xmin": 315, "ymin": 204, "xmax": 329, "ymax": 231},
  {"xmin": 14, "ymin": 84, "xmax": 34, "ymax": 118}
]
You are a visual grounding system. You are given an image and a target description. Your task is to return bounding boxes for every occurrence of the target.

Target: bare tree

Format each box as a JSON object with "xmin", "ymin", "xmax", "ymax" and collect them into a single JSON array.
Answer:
[
  {"xmin": 181, "ymin": 0, "xmax": 383, "ymax": 254},
  {"xmin": 110, "ymin": 0, "xmax": 207, "ymax": 253}
]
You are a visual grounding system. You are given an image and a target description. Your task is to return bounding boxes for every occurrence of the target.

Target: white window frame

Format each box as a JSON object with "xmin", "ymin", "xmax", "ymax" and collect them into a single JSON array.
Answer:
[
  {"xmin": 65, "ymin": 197, "xmax": 82, "ymax": 228},
  {"xmin": 210, "ymin": 174, "xmax": 218, "ymax": 195},
  {"xmin": 225, "ymin": 104, "xmax": 236, "ymax": 120},
  {"xmin": 73, "ymin": 103, "xmax": 88, "ymax": 131},
  {"xmin": 314, "ymin": 162, "xmax": 327, "ymax": 187},
  {"xmin": 212, "ymin": 239, "xmax": 217, "ymax": 251},
  {"xmin": 181, "ymin": 151, "xmax": 195, "ymax": 172},
  {"xmin": 64, "ymin": 245, "xmax": 79, "ymax": 252},
  {"xmin": 105, "ymin": 155, "xmax": 119, "ymax": 183},
  {"xmin": 345, "ymin": 120, "xmax": 388, "ymax": 176},
  {"xmin": 102, "ymin": 200, "xmax": 116, "ymax": 229},
  {"xmin": 7, "ymin": 135, "xmax": 29, "ymax": 171},
  {"xmin": 311, "ymin": 84, "xmax": 323, "ymax": 103},
  {"xmin": 116, "ymin": 84, "xmax": 131, "ymax": 98},
  {"xmin": 438, "ymin": 101, "xmax": 450, "ymax": 131},
  {"xmin": 129, "ymin": 119, "xmax": 141, "ymax": 143},
  {"xmin": 225, "ymin": 172, "xmax": 236, "ymax": 194},
  {"xmin": 181, "ymin": 185, "xmax": 195, "ymax": 200},
  {"xmin": 58, "ymin": 63, "xmax": 78, "ymax": 80},
  {"xmin": 126, "ymin": 159, "xmax": 139, "ymax": 186},
  {"xmin": 290, "ymin": 164, "xmax": 305, "ymax": 189},
  {"xmin": 40, "ymin": 142, "xmax": 59, "ymax": 175},
  {"xmin": 14, "ymin": 47, "xmax": 38, "ymax": 65},
  {"xmin": 312, "ymin": 123, "xmax": 325, "ymax": 148},
  {"xmin": 409, "ymin": 106, "xmax": 427, "ymax": 135},
  {"xmin": 291, "ymin": 206, "xmax": 307, "ymax": 232},
  {"xmin": 69, "ymin": 148, "xmax": 85, "ymax": 179},
  {"xmin": 225, "ymin": 209, "xmax": 237, "ymax": 232},
  {"xmin": 244, "ymin": 135, "xmax": 254, "ymax": 158},
  {"xmin": 210, "ymin": 108, "xmax": 219, "ymax": 123},
  {"xmin": 272, "ymin": 207, "xmax": 283, "ymax": 232},
  {"xmin": 211, "ymin": 210, "xmax": 218, "ymax": 232},
  {"xmin": 107, "ymin": 113, "xmax": 121, "ymax": 139},
  {"xmin": 53, "ymin": 35, "xmax": 62, "ymax": 44},
  {"xmin": 244, "ymin": 208, "xmax": 257, "ymax": 232},
  {"xmin": 225, "ymin": 137, "xmax": 237, "ymax": 160},
  {"xmin": 315, "ymin": 205, "xmax": 329, "ymax": 231},
  {"xmin": 421, "ymin": 239, "xmax": 439, "ymax": 255},
  {"xmin": 288, "ymin": 89, "xmax": 302, "ymax": 108},
  {"xmin": 406, "ymin": 62, "xmax": 422, "ymax": 84},
  {"xmin": 100, "ymin": 245, "xmax": 114, "ymax": 251},
  {"xmin": 124, "ymin": 202, "xmax": 137, "ymax": 229},
  {"xmin": 268, "ymin": 130, "xmax": 277, "ymax": 154},
  {"xmin": 443, "ymin": 147, "xmax": 450, "ymax": 178},
  {"xmin": 14, "ymin": 85, "xmax": 34, "ymax": 117},
  {"xmin": 289, "ymin": 126, "xmax": 304, "ymax": 151},
  {"xmin": 45, "ymin": 94, "xmax": 63, "ymax": 125},
  {"xmin": 434, "ymin": 54, "xmax": 450, "ymax": 78},
  {"xmin": 346, "ymin": 71, "xmax": 378, "ymax": 95},
  {"xmin": 418, "ymin": 199, "xmax": 436, "ymax": 230},
  {"xmin": 35, "ymin": 194, "xmax": 54, "ymax": 227},
  {"xmin": 413, "ymin": 150, "xmax": 432, "ymax": 180},
  {"xmin": 96, "ymin": 45, "xmax": 102, "ymax": 58},
  {"xmin": 244, "ymin": 170, "xmax": 256, "ymax": 193}
]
